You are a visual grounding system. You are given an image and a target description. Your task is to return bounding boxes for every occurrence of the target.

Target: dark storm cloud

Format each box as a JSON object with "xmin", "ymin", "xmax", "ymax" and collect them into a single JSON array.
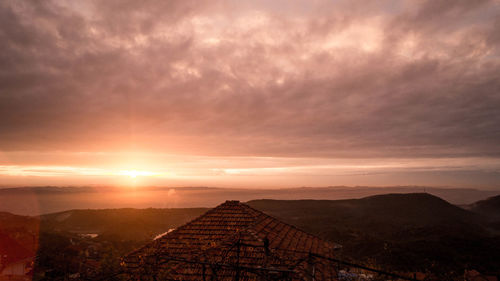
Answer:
[{"xmin": 0, "ymin": 0, "xmax": 499, "ymax": 158}]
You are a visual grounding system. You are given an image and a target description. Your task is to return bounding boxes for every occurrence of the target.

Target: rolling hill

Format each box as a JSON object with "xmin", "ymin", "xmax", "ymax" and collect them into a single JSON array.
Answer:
[
  {"xmin": 247, "ymin": 193, "xmax": 500, "ymax": 276},
  {"xmin": 469, "ymin": 195, "xmax": 500, "ymax": 220},
  {"xmin": 40, "ymin": 207, "xmax": 208, "ymax": 241}
]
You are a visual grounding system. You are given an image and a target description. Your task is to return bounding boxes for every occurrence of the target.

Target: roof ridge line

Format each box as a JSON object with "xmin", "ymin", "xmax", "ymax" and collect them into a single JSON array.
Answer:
[
  {"xmin": 126, "ymin": 201, "xmax": 258, "ymax": 257},
  {"xmin": 239, "ymin": 201, "xmax": 340, "ymax": 250},
  {"xmin": 124, "ymin": 207, "xmax": 219, "ymax": 258}
]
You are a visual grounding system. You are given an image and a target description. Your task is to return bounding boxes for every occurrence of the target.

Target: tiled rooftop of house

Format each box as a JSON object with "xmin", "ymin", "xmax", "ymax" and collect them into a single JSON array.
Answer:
[{"xmin": 122, "ymin": 200, "xmax": 340, "ymax": 280}]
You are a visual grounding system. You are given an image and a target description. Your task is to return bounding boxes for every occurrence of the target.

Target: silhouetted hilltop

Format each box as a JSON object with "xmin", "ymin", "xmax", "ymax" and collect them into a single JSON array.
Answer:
[
  {"xmin": 0, "ymin": 211, "xmax": 39, "ymax": 229},
  {"xmin": 469, "ymin": 194, "xmax": 500, "ymax": 219},
  {"xmin": 41, "ymin": 208, "xmax": 208, "ymax": 241},
  {"xmin": 248, "ymin": 193, "xmax": 499, "ymax": 276},
  {"xmin": 248, "ymin": 193, "xmax": 481, "ymax": 230}
]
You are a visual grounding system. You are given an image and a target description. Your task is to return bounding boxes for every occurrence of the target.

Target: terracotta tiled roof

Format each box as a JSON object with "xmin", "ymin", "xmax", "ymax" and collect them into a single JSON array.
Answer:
[{"xmin": 122, "ymin": 200, "xmax": 340, "ymax": 280}]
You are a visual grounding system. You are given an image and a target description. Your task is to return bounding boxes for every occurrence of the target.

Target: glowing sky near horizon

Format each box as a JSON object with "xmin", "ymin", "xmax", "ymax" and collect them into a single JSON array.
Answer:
[{"xmin": 1, "ymin": 0, "xmax": 500, "ymax": 188}]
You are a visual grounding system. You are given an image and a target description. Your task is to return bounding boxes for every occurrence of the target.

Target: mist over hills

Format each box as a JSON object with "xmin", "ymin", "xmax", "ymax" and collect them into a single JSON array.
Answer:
[{"xmin": 1, "ymin": 185, "xmax": 498, "ymax": 215}]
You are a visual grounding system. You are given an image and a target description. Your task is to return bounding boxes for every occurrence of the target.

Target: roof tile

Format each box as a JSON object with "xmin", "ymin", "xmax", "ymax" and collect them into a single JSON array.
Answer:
[{"xmin": 123, "ymin": 201, "xmax": 339, "ymax": 280}]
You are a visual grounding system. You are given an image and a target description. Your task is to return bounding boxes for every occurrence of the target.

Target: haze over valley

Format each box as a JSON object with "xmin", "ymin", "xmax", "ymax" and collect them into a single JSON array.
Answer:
[{"xmin": 1, "ymin": 185, "xmax": 498, "ymax": 216}]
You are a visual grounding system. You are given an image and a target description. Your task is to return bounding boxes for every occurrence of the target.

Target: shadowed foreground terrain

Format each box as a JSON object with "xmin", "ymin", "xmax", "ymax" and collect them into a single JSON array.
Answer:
[
  {"xmin": 248, "ymin": 194, "xmax": 500, "ymax": 277},
  {"xmin": 1, "ymin": 193, "xmax": 499, "ymax": 280}
]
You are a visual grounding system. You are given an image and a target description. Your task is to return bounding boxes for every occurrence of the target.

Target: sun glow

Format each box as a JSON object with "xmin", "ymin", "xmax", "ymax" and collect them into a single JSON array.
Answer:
[{"xmin": 118, "ymin": 170, "xmax": 158, "ymax": 178}]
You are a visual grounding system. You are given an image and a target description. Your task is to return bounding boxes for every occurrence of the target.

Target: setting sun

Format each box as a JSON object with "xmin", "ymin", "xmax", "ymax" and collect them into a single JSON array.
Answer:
[{"xmin": 118, "ymin": 170, "xmax": 158, "ymax": 178}]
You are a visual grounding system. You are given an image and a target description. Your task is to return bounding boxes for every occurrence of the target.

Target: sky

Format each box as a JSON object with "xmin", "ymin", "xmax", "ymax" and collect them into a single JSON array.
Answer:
[{"xmin": 1, "ymin": 0, "xmax": 500, "ymax": 188}]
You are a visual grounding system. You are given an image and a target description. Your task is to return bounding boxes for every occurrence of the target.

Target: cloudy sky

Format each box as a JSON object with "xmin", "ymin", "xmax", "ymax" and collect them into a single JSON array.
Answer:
[{"xmin": 1, "ymin": 0, "xmax": 500, "ymax": 188}]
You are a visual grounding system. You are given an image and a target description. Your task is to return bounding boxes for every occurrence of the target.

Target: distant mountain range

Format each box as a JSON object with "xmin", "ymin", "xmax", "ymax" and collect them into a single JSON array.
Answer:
[{"xmin": 1, "ymin": 185, "xmax": 498, "ymax": 215}]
